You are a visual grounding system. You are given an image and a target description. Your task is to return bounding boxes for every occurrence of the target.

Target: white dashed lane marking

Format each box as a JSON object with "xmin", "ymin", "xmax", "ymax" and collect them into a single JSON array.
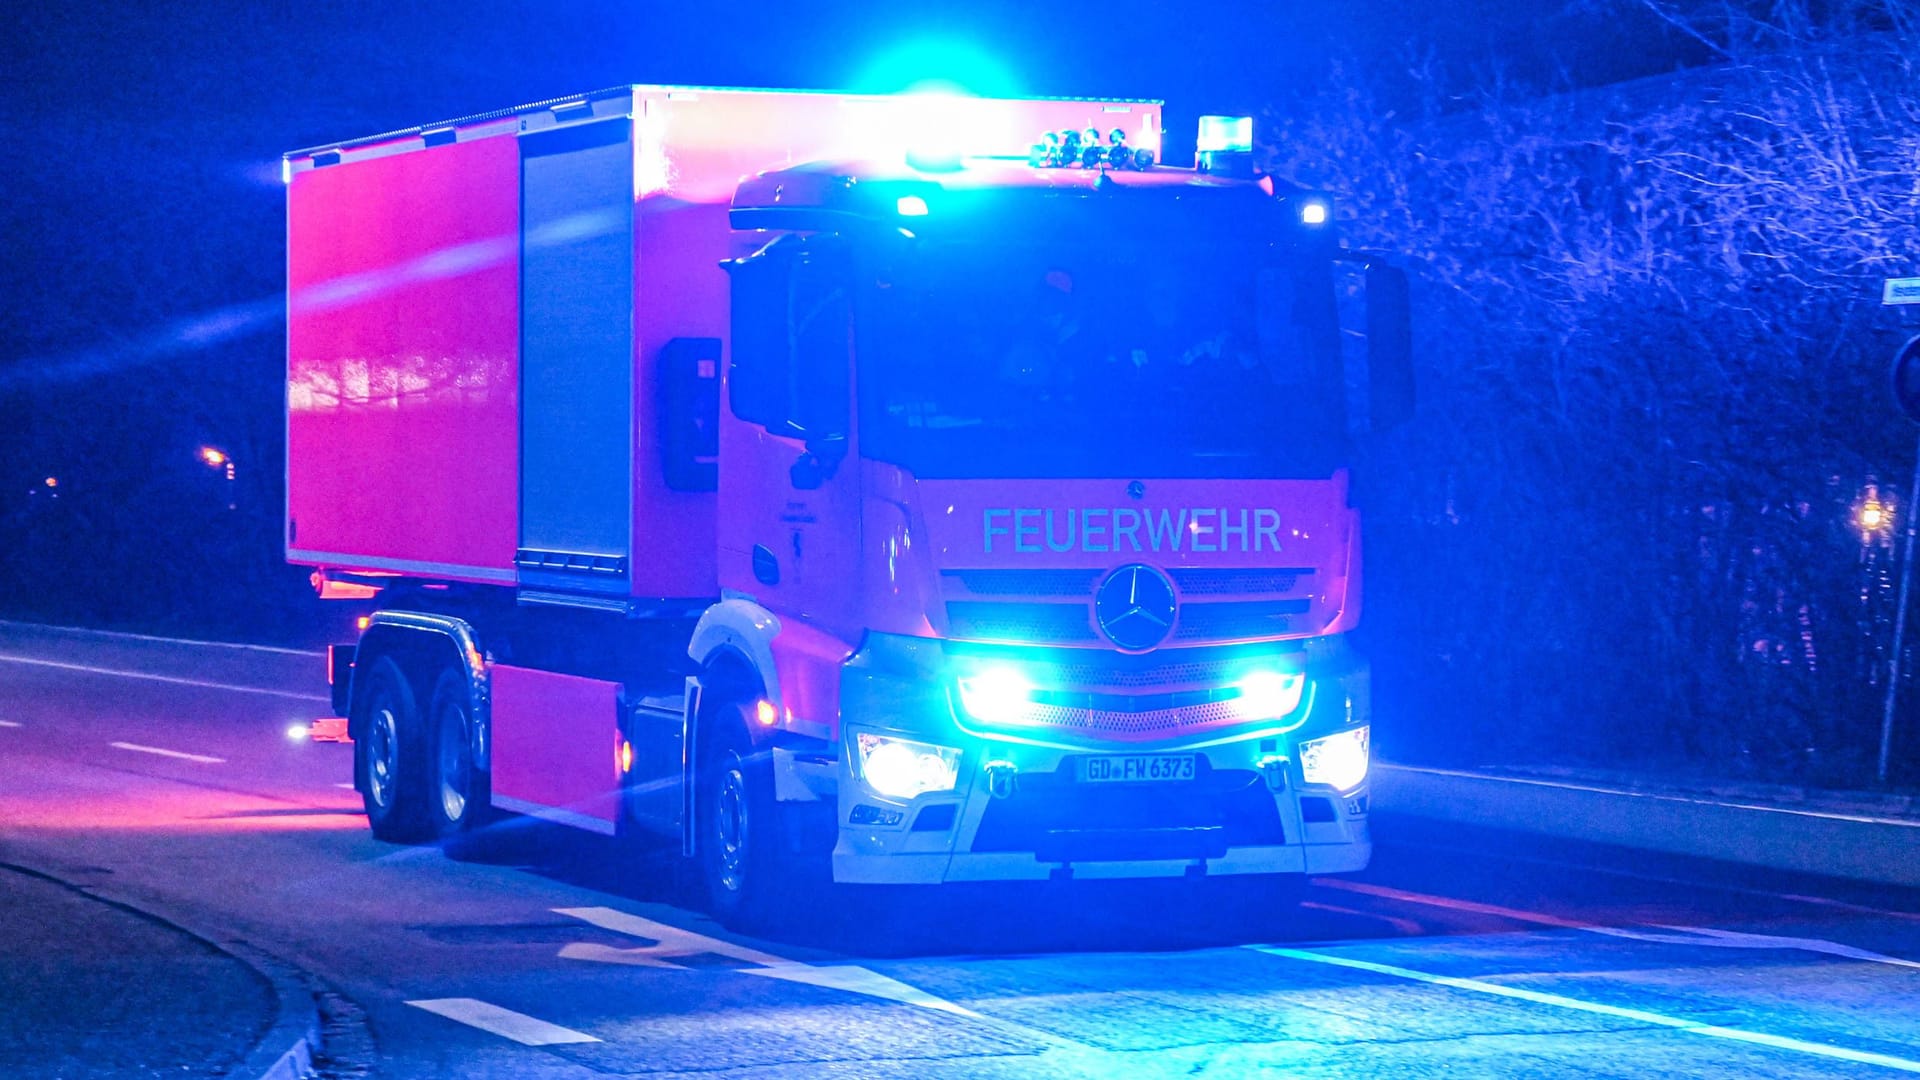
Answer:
[
  {"xmin": 1258, "ymin": 946, "xmax": 1920, "ymax": 1074},
  {"xmin": 406, "ymin": 998, "xmax": 600, "ymax": 1046},
  {"xmin": 0, "ymin": 720, "xmax": 20, "ymax": 728},
  {"xmin": 109, "ymin": 741, "xmax": 226, "ymax": 764}
]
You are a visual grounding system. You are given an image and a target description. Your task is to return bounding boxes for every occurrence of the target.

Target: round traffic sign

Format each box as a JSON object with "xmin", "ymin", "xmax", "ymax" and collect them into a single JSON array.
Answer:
[{"xmin": 1894, "ymin": 336, "xmax": 1920, "ymax": 424}]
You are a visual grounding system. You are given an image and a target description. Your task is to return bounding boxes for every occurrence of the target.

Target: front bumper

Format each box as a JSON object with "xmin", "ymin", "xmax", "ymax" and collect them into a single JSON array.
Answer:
[{"xmin": 778, "ymin": 633, "xmax": 1372, "ymax": 885}]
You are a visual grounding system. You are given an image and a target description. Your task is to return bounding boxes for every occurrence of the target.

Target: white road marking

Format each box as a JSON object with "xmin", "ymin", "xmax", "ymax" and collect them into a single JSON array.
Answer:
[
  {"xmin": 405, "ymin": 998, "xmax": 599, "ymax": 1046},
  {"xmin": 554, "ymin": 906, "xmax": 983, "ymax": 1019},
  {"xmin": 0, "ymin": 654, "xmax": 327, "ymax": 702},
  {"xmin": 555, "ymin": 907, "xmax": 790, "ymax": 968},
  {"xmin": 0, "ymin": 720, "xmax": 20, "ymax": 728},
  {"xmin": 109, "ymin": 741, "xmax": 226, "ymax": 764},
  {"xmin": 1385, "ymin": 763, "xmax": 1920, "ymax": 827},
  {"xmin": 335, "ymin": 782, "xmax": 357, "ymax": 790},
  {"xmin": 1300, "ymin": 899, "xmax": 1423, "ymax": 935},
  {"xmin": 743, "ymin": 965, "xmax": 982, "ymax": 1018},
  {"xmin": 0, "ymin": 619, "xmax": 323, "ymax": 657},
  {"xmin": 1317, "ymin": 879, "xmax": 1920, "ymax": 970},
  {"xmin": 1258, "ymin": 946, "xmax": 1920, "ymax": 1074}
]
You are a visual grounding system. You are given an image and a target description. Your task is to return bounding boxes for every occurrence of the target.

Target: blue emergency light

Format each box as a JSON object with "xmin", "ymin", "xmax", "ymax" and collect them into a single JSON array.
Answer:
[{"xmin": 1196, "ymin": 115, "xmax": 1257, "ymax": 178}]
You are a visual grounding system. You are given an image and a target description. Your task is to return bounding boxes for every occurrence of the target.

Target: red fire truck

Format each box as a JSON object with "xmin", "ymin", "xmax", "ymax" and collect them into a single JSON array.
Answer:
[{"xmin": 286, "ymin": 85, "xmax": 1410, "ymax": 927}]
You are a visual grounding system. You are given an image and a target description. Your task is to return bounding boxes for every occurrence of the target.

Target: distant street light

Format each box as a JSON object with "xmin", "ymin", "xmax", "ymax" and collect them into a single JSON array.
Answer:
[
  {"xmin": 1855, "ymin": 485, "xmax": 1892, "ymax": 543},
  {"xmin": 199, "ymin": 446, "xmax": 236, "ymax": 509},
  {"xmin": 42, "ymin": 476, "xmax": 57, "ymax": 489}
]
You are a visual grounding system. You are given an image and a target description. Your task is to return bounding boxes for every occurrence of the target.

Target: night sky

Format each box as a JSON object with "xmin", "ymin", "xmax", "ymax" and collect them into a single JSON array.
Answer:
[{"xmin": 0, "ymin": 0, "xmax": 1687, "ymax": 369}]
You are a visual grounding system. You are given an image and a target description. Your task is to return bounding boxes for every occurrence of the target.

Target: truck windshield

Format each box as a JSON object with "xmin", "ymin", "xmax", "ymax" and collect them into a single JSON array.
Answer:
[{"xmin": 858, "ymin": 229, "xmax": 1346, "ymax": 480}]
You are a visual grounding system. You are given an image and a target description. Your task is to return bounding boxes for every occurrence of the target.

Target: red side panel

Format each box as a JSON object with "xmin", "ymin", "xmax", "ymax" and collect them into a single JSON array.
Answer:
[
  {"xmin": 488, "ymin": 665, "xmax": 620, "ymax": 832},
  {"xmin": 287, "ymin": 136, "xmax": 520, "ymax": 581}
]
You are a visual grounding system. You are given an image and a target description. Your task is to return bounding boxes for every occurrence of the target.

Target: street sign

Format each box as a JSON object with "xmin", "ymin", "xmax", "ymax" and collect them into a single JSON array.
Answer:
[{"xmin": 1885, "ymin": 278, "xmax": 1920, "ymax": 305}]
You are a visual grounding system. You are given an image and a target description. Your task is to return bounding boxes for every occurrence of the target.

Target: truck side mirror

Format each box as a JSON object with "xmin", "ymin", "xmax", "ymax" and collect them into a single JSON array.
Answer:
[
  {"xmin": 659, "ymin": 336, "xmax": 720, "ymax": 492},
  {"xmin": 1366, "ymin": 263, "xmax": 1414, "ymax": 431}
]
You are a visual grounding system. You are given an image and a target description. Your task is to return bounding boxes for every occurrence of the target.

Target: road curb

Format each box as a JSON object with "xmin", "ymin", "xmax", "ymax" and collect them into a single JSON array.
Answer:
[
  {"xmin": 1375, "ymin": 763, "xmax": 1920, "ymax": 889},
  {"xmin": 220, "ymin": 942, "xmax": 321, "ymax": 1080},
  {"xmin": 0, "ymin": 859, "xmax": 323, "ymax": 1080}
]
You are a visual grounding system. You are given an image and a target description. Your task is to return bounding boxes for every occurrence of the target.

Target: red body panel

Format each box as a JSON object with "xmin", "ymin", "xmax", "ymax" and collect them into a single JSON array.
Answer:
[
  {"xmin": 289, "ymin": 89, "xmax": 1164, "ymax": 598},
  {"xmin": 489, "ymin": 665, "xmax": 620, "ymax": 828},
  {"xmin": 287, "ymin": 136, "xmax": 521, "ymax": 581}
]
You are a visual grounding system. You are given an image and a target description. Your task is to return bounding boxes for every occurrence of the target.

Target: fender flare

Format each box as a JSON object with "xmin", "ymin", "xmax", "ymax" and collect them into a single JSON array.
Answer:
[
  {"xmin": 353, "ymin": 611, "xmax": 491, "ymax": 770},
  {"xmin": 688, "ymin": 597, "xmax": 783, "ymax": 710}
]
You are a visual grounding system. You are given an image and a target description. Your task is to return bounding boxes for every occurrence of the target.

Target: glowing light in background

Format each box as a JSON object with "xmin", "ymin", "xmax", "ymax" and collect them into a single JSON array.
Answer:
[
  {"xmin": 852, "ymin": 42, "xmax": 1020, "ymax": 97},
  {"xmin": 1856, "ymin": 484, "xmax": 1892, "ymax": 543}
]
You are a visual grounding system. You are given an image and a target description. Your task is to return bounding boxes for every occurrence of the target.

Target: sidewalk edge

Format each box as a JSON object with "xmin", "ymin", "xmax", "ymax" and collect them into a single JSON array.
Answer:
[
  {"xmin": 0, "ymin": 859, "xmax": 323, "ymax": 1080},
  {"xmin": 1374, "ymin": 762, "xmax": 1920, "ymax": 889}
]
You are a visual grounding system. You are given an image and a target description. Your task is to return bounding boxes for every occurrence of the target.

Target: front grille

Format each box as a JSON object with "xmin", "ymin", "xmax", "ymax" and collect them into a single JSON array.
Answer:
[
  {"xmin": 945, "ymin": 598, "xmax": 1314, "ymax": 647},
  {"xmin": 945, "ymin": 601, "xmax": 1097, "ymax": 645},
  {"xmin": 1172, "ymin": 600, "xmax": 1312, "ymax": 642},
  {"xmin": 1017, "ymin": 698, "xmax": 1247, "ymax": 741},
  {"xmin": 941, "ymin": 569, "xmax": 1100, "ymax": 597},
  {"xmin": 945, "ymin": 642, "xmax": 1293, "ymax": 693},
  {"xmin": 1168, "ymin": 568, "xmax": 1314, "ymax": 595},
  {"xmin": 971, "ymin": 764, "xmax": 1284, "ymax": 860}
]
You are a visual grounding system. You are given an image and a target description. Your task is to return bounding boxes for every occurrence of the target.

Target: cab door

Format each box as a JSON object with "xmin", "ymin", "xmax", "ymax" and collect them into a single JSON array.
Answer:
[{"xmin": 717, "ymin": 237, "xmax": 863, "ymax": 635}]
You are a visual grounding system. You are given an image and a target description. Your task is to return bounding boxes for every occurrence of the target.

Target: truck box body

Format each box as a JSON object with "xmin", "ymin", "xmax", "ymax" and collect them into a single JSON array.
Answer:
[{"xmin": 286, "ymin": 88, "xmax": 1164, "ymax": 599}]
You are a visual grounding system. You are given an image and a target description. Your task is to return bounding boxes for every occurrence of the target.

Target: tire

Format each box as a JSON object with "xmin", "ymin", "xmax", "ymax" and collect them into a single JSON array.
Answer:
[
  {"xmin": 426, "ymin": 667, "xmax": 488, "ymax": 841},
  {"xmin": 357, "ymin": 655, "xmax": 431, "ymax": 843},
  {"xmin": 699, "ymin": 706, "xmax": 785, "ymax": 932}
]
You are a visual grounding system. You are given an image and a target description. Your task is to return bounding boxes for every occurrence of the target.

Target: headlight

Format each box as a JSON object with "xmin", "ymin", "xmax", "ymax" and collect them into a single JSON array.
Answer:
[
  {"xmin": 1299, "ymin": 726, "xmax": 1369, "ymax": 791},
  {"xmin": 956, "ymin": 666, "xmax": 1036, "ymax": 725},
  {"xmin": 856, "ymin": 733, "xmax": 961, "ymax": 799}
]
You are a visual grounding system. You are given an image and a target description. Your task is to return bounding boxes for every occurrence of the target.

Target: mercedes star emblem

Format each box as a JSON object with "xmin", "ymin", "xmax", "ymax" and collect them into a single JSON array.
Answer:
[{"xmin": 1093, "ymin": 563, "xmax": 1179, "ymax": 651}]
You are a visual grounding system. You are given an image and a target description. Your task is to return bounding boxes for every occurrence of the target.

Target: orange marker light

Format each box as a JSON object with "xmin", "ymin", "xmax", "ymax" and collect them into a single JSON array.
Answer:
[
  {"xmin": 755, "ymin": 700, "xmax": 778, "ymax": 727},
  {"xmin": 619, "ymin": 738, "xmax": 634, "ymax": 774}
]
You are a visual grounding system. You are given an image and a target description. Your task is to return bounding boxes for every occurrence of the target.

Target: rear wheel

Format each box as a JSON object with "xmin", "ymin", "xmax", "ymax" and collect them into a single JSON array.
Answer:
[
  {"xmin": 427, "ymin": 667, "xmax": 487, "ymax": 839},
  {"xmin": 357, "ymin": 656, "xmax": 431, "ymax": 843}
]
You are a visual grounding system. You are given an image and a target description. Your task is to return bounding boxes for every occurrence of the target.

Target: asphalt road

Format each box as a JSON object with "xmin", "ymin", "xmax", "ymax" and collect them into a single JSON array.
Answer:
[{"xmin": 2, "ymin": 619, "xmax": 1918, "ymax": 1078}]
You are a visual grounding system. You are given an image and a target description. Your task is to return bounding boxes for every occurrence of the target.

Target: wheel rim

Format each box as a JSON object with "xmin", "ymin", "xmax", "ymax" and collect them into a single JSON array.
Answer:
[
  {"xmin": 715, "ymin": 754, "xmax": 749, "ymax": 895},
  {"xmin": 367, "ymin": 704, "xmax": 399, "ymax": 809},
  {"xmin": 436, "ymin": 699, "xmax": 470, "ymax": 823}
]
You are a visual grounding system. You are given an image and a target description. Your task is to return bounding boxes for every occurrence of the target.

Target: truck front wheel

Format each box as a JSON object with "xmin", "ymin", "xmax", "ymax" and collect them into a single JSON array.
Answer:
[
  {"xmin": 357, "ymin": 655, "xmax": 431, "ymax": 842},
  {"xmin": 699, "ymin": 717, "xmax": 782, "ymax": 931}
]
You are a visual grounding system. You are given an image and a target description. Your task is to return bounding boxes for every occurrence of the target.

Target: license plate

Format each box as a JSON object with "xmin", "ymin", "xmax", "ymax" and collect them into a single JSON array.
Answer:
[{"xmin": 1079, "ymin": 754, "xmax": 1198, "ymax": 784}]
